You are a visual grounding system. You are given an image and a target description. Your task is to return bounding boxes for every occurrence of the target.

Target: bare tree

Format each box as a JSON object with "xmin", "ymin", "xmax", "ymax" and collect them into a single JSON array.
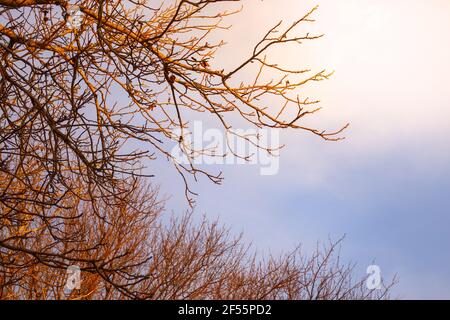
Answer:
[
  {"xmin": 0, "ymin": 0, "xmax": 347, "ymax": 208},
  {"xmin": 0, "ymin": 1, "xmax": 371, "ymax": 301},
  {"xmin": 0, "ymin": 162, "xmax": 164, "ymax": 298},
  {"xmin": 0, "ymin": 177, "xmax": 394, "ymax": 300}
]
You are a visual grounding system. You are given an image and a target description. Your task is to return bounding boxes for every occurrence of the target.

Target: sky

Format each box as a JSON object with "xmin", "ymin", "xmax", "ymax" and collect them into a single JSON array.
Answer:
[{"xmin": 149, "ymin": 0, "xmax": 450, "ymax": 299}]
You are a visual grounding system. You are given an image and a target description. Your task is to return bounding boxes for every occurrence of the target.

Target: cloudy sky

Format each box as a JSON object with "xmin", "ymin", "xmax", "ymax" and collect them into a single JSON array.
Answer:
[{"xmin": 151, "ymin": 0, "xmax": 450, "ymax": 299}]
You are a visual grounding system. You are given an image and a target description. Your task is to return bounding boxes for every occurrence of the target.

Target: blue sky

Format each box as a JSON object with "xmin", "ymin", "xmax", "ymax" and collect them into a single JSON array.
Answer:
[{"xmin": 144, "ymin": 0, "xmax": 450, "ymax": 299}]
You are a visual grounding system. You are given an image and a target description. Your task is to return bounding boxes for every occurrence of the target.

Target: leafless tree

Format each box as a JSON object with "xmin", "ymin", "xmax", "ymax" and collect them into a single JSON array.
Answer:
[
  {"xmin": 0, "ymin": 0, "xmax": 347, "ymax": 207},
  {"xmin": 0, "ymin": 177, "xmax": 395, "ymax": 299}
]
